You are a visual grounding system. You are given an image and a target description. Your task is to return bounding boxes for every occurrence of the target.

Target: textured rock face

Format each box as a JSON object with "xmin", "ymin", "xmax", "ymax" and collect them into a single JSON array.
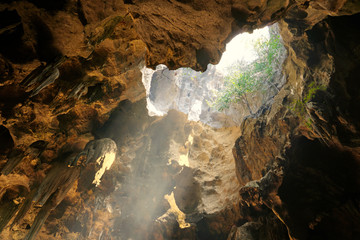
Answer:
[
  {"xmin": 142, "ymin": 42, "xmax": 286, "ymax": 128},
  {"xmin": 141, "ymin": 23, "xmax": 287, "ymax": 129},
  {"xmin": 0, "ymin": 0, "xmax": 360, "ymax": 240},
  {"xmin": 94, "ymin": 100, "xmax": 242, "ymax": 239},
  {"xmin": 128, "ymin": 0, "xmax": 292, "ymax": 70},
  {"xmin": 142, "ymin": 64, "xmax": 246, "ymax": 127},
  {"xmin": 0, "ymin": 1, "xmax": 147, "ymax": 239},
  {"xmin": 233, "ymin": 13, "xmax": 360, "ymax": 240},
  {"xmin": 128, "ymin": 0, "xmax": 360, "ymax": 71}
]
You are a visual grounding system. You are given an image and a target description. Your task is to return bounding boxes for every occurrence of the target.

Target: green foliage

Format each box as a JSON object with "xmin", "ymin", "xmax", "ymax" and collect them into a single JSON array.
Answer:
[
  {"xmin": 305, "ymin": 117, "xmax": 313, "ymax": 130},
  {"xmin": 289, "ymin": 82, "xmax": 327, "ymax": 131},
  {"xmin": 289, "ymin": 99, "xmax": 306, "ymax": 118},
  {"xmin": 289, "ymin": 82, "xmax": 327, "ymax": 119},
  {"xmin": 304, "ymin": 82, "xmax": 326, "ymax": 103},
  {"xmin": 211, "ymin": 31, "xmax": 285, "ymax": 111}
]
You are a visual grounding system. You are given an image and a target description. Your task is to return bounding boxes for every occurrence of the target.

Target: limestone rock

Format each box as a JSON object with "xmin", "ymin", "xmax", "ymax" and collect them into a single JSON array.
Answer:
[{"xmin": 0, "ymin": 0, "xmax": 360, "ymax": 239}]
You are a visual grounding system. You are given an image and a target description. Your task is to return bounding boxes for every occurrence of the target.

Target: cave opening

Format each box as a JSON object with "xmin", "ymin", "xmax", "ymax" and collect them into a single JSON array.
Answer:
[
  {"xmin": 96, "ymin": 23, "xmax": 288, "ymax": 238},
  {"xmin": 88, "ymin": 25, "xmax": 288, "ymax": 239},
  {"xmin": 1, "ymin": 1, "xmax": 360, "ymax": 240},
  {"xmin": 142, "ymin": 24, "xmax": 287, "ymax": 128}
]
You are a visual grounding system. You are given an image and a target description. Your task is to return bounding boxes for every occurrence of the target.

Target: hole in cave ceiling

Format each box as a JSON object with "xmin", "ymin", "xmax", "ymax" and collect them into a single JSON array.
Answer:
[
  {"xmin": 93, "ymin": 24, "xmax": 288, "ymax": 237},
  {"xmin": 141, "ymin": 24, "xmax": 287, "ymax": 128},
  {"xmin": 121, "ymin": 24, "xmax": 288, "ymax": 232}
]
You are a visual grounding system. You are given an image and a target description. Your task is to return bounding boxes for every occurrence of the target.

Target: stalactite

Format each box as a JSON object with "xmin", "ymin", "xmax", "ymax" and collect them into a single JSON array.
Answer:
[
  {"xmin": 1, "ymin": 141, "xmax": 48, "ymax": 176},
  {"xmin": 4, "ymin": 138, "xmax": 117, "ymax": 239},
  {"xmin": 10, "ymin": 189, "xmax": 36, "ymax": 229},
  {"xmin": 68, "ymin": 82, "xmax": 87, "ymax": 99},
  {"xmin": 0, "ymin": 149, "xmax": 24, "ymax": 175},
  {"xmin": 0, "ymin": 174, "xmax": 30, "ymax": 232},
  {"xmin": 0, "ymin": 200, "xmax": 18, "ymax": 233},
  {"xmin": 20, "ymin": 56, "xmax": 66, "ymax": 97},
  {"xmin": 23, "ymin": 166, "xmax": 81, "ymax": 240}
]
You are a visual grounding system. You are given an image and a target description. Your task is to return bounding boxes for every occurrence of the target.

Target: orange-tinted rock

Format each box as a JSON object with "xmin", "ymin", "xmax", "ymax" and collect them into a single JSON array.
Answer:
[{"xmin": 0, "ymin": 0, "xmax": 360, "ymax": 239}]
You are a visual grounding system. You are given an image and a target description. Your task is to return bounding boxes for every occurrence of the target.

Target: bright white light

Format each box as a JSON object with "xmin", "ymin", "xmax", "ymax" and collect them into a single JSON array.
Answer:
[
  {"xmin": 216, "ymin": 27, "xmax": 270, "ymax": 73},
  {"xmin": 141, "ymin": 26, "xmax": 272, "ymax": 123},
  {"xmin": 141, "ymin": 66, "xmax": 167, "ymax": 116}
]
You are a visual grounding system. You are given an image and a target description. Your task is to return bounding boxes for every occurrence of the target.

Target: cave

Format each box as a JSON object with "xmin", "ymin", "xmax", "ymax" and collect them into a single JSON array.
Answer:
[
  {"xmin": 0, "ymin": 1, "xmax": 360, "ymax": 240},
  {"xmin": 143, "ymin": 24, "xmax": 286, "ymax": 128}
]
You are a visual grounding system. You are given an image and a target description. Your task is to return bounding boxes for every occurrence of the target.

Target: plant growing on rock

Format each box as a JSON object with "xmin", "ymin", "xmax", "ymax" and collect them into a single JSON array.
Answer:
[
  {"xmin": 289, "ymin": 82, "xmax": 327, "ymax": 131},
  {"xmin": 211, "ymin": 31, "xmax": 285, "ymax": 112}
]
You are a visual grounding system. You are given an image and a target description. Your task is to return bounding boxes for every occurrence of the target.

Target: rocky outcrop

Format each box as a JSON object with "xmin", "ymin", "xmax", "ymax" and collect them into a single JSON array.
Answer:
[
  {"xmin": 233, "ymin": 13, "xmax": 360, "ymax": 240},
  {"xmin": 0, "ymin": 0, "xmax": 360, "ymax": 240},
  {"xmin": 128, "ymin": 0, "xmax": 360, "ymax": 71},
  {"xmin": 0, "ymin": 1, "xmax": 146, "ymax": 239},
  {"xmin": 142, "ymin": 43, "xmax": 286, "ymax": 128},
  {"xmin": 95, "ymin": 100, "xmax": 242, "ymax": 239}
]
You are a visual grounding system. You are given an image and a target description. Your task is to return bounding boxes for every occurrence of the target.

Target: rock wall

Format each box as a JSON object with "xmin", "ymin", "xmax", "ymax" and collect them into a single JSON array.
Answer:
[
  {"xmin": 142, "ymin": 41, "xmax": 286, "ymax": 129},
  {"xmin": 232, "ymin": 13, "xmax": 360, "ymax": 240},
  {"xmin": 94, "ymin": 100, "xmax": 242, "ymax": 239},
  {"xmin": 0, "ymin": 0, "xmax": 360, "ymax": 240}
]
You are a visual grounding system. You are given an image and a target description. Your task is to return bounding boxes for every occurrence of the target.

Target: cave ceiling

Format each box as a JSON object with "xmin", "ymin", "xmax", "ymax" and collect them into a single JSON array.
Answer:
[{"xmin": 0, "ymin": 0, "xmax": 360, "ymax": 240}]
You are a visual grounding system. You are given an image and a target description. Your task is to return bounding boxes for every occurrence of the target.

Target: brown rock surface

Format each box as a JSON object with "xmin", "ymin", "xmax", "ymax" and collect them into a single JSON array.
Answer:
[
  {"xmin": 233, "ymin": 12, "xmax": 360, "ymax": 240},
  {"xmin": 0, "ymin": 0, "xmax": 359, "ymax": 240}
]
